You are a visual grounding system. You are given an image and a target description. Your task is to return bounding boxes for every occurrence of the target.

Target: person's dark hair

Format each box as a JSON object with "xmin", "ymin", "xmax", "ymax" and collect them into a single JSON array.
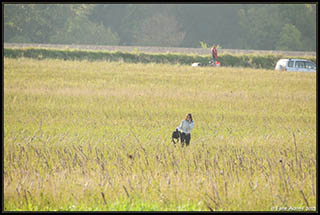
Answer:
[{"xmin": 186, "ymin": 113, "xmax": 193, "ymax": 122}]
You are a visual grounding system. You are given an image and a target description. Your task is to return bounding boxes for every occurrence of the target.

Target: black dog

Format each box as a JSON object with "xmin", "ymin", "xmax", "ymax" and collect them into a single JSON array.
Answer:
[{"xmin": 172, "ymin": 129, "xmax": 180, "ymax": 145}]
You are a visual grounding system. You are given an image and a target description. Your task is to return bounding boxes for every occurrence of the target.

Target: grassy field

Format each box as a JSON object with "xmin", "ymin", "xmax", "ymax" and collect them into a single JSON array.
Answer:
[{"xmin": 3, "ymin": 57, "xmax": 316, "ymax": 211}]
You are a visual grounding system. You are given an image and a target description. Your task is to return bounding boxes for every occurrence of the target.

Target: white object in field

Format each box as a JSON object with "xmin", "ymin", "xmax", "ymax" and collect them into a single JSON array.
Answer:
[{"xmin": 192, "ymin": 62, "xmax": 201, "ymax": 67}]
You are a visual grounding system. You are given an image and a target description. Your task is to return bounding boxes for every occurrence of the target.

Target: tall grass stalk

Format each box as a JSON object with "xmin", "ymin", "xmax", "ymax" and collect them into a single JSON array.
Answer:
[{"xmin": 4, "ymin": 58, "xmax": 316, "ymax": 211}]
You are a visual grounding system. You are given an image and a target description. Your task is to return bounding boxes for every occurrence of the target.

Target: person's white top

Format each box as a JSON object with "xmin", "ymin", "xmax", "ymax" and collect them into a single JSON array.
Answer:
[{"xmin": 177, "ymin": 120, "xmax": 194, "ymax": 134}]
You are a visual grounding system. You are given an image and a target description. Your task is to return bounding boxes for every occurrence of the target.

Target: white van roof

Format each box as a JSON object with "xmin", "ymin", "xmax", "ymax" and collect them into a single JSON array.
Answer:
[{"xmin": 288, "ymin": 58, "xmax": 310, "ymax": 61}]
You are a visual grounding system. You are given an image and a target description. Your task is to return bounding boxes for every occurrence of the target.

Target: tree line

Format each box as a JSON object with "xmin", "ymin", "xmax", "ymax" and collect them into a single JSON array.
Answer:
[{"xmin": 3, "ymin": 4, "xmax": 316, "ymax": 51}]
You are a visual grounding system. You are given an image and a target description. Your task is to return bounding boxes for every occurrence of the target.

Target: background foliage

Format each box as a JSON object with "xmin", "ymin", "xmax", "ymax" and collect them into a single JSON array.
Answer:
[
  {"xmin": 4, "ymin": 47, "xmax": 316, "ymax": 70},
  {"xmin": 3, "ymin": 4, "xmax": 317, "ymax": 51}
]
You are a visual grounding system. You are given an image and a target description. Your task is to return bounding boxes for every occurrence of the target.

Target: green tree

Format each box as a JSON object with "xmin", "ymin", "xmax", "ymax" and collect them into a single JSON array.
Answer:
[
  {"xmin": 88, "ymin": 4, "xmax": 182, "ymax": 46},
  {"xmin": 278, "ymin": 4, "xmax": 316, "ymax": 51},
  {"xmin": 88, "ymin": 4, "xmax": 139, "ymax": 45},
  {"xmin": 238, "ymin": 5, "xmax": 283, "ymax": 50},
  {"xmin": 4, "ymin": 4, "xmax": 35, "ymax": 43},
  {"xmin": 176, "ymin": 5, "xmax": 243, "ymax": 49},
  {"xmin": 4, "ymin": 4, "xmax": 316, "ymax": 50},
  {"xmin": 276, "ymin": 24, "xmax": 303, "ymax": 51},
  {"xmin": 4, "ymin": 4, "xmax": 73, "ymax": 44},
  {"xmin": 49, "ymin": 14, "xmax": 120, "ymax": 45},
  {"xmin": 4, "ymin": 4, "xmax": 120, "ymax": 45},
  {"xmin": 237, "ymin": 4, "xmax": 316, "ymax": 51},
  {"xmin": 133, "ymin": 13, "xmax": 185, "ymax": 47}
]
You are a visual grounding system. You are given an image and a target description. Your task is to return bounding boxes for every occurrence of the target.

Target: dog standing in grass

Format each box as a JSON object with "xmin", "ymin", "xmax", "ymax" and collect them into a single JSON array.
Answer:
[{"xmin": 176, "ymin": 113, "xmax": 194, "ymax": 147}]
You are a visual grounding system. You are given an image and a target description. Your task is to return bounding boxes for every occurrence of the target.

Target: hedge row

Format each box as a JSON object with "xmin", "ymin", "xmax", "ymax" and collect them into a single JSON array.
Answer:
[{"xmin": 4, "ymin": 47, "xmax": 316, "ymax": 70}]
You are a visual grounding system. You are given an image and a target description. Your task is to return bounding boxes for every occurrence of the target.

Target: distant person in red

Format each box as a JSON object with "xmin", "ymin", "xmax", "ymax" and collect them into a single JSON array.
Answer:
[{"xmin": 211, "ymin": 44, "xmax": 218, "ymax": 65}]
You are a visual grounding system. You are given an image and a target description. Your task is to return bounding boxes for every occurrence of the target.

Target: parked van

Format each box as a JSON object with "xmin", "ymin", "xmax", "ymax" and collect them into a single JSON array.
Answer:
[{"xmin": 275, "ymin": 59, "xmax": 316, "ymax": 72}]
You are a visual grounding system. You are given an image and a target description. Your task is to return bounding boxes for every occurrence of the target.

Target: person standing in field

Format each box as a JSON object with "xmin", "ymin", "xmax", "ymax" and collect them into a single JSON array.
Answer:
[
  {"xmin": 211, "ymin": 44, "xmax": 218, "ymax": 66},
  {"xmin": 177, "ymin": 113, "xmax": 194, "ymax": 147}
]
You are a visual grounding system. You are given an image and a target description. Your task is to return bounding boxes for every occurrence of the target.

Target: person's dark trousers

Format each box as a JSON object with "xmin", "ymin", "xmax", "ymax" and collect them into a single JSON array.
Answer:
[
  {"xmin": 180, "ymin": 132, "xmax": 191, "ymax": 147},
  {"xmin": 212, "ymin": 56, "xmax": 217, "ymax": 65}
]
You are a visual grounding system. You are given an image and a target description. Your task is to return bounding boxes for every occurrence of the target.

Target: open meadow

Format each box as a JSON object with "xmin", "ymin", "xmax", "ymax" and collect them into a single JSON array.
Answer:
[{"xmin": 3, "ymin": 57, "xmax": 316, "ymax": 211}]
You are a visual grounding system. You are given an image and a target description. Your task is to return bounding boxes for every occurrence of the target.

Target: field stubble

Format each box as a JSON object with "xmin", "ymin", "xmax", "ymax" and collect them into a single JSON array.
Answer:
[{"xmin": 4, "ymin": 58, "xmax": 316, "ymax": 211}]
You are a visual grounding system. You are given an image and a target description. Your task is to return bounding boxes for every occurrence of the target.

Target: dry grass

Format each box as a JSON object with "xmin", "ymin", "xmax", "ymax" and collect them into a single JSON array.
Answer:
[{"xmin": 4, "ymin": 58, "xmax": 316, "ymax": 211}]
